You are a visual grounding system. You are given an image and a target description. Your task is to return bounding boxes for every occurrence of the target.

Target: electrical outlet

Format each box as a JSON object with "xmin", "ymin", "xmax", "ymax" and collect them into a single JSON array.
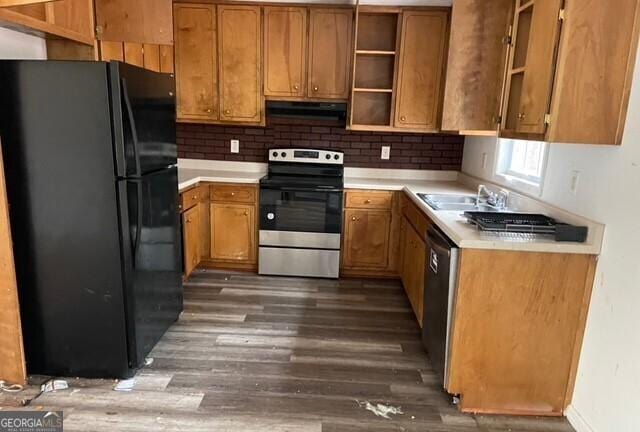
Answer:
[
  {"xmin": 230, "ymin": 139, "xmax": 240, "ymax": 153},
  {"xmin": 381, "ymin": 146, "xmax": 391, "ymax": 160},
  {"xmin": 569, "ymin": 170, "xmax": 580, "ymax": 195}
]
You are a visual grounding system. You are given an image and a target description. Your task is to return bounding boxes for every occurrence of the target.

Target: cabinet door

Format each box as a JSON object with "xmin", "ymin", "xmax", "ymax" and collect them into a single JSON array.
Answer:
[
  {"xmin": 343, "ymin": 209, "xmax": 391, "ymax": 269},
  {"xmin": 441, "ymin": 0, "xmax": 513, "ymax": 132},
  {"xmin": 402, "ymin": 222, "xmax": 426, "ymax": 326},
  {"xmin": 218, "ymin": 5, "xmax": 262, "ymax": 123},
  {"xmin": 516, "ymin": 0, "xmax": 562, "ymax": 134},
  {"xmin": 210, "ymin": 203, "xmax": 256, "ymax": 263},
  {"xmin": 95, "ymin": 0, "xmax": 173, "ymax": 45},
  {"xmin": 174, "ymin": 4, "xmax": 218, "ymax": 122},
  {"xmin": 395, "ymin": 10, "xmax": 448, "ymax": 130},
  {"xmin": 48, "ymin": 0, "xmax": 95, "ymax": 40},
  {"xmin": 183, "ymin": 205, "xmax": 201, "ymax": 277},
  {"xmin": 264, "ymin": 7, "xmax": 307, "ymax": 98},
  {"xmin": 413, "ymin": 231, "xmax": 426, "ymax": 327},
  {"xmin": 308, "ymin": 8, "xmax": 353, "ymax": 99}
]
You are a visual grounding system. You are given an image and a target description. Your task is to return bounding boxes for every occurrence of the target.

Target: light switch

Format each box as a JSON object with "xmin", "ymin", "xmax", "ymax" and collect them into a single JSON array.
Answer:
[
  {"xmin": 230, "ymin": 139, "xmax": 240, "ymax": 153},
  {"xmin": 381, "ymin": 146, "xmax": 391, "ymax": 160}
]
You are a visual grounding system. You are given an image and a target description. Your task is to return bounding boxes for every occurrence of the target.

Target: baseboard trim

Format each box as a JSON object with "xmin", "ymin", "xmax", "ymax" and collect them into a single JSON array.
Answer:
[{"xmin": 566, "ymin": 405, "xmax": 596, "ymax": 432}]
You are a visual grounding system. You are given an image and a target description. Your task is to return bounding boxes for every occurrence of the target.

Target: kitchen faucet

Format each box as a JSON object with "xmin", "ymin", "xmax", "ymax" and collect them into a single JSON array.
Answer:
[{"xmin": 477, "ymin": 184, "xmax": 510, "ymax": 211}]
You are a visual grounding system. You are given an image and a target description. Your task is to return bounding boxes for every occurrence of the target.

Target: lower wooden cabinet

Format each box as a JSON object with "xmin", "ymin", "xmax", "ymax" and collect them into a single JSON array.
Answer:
[
  {"xmin": 182, "ymin": 204, "xmax": 201, "ymax": 278},
  {"xmin": 210, "ymin": 203, "xmax": 256, "ymax": 263},
  {"xmin": 340, "ymin": 190, "xmax": 400, "ymax": 277},
  {"xmin": 398, "ymin": 192, "xmax": 431, "ymax": 326},
  {"xmin": 181, "ymin": 182, "xmax": 258, "ymax": 274},
  {"xmin": 400, "ymin": 216, "xmax": 426, "ymax": 326},
  {"xmin": 343, "ymin": 209, "xmax": 391, "ymax": 269}
]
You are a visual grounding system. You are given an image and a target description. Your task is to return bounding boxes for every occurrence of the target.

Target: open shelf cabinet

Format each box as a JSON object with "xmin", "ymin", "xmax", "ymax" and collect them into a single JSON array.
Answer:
[{"xmin": 349, "ymin": 8, "xmax": 401, "ymax": 129}]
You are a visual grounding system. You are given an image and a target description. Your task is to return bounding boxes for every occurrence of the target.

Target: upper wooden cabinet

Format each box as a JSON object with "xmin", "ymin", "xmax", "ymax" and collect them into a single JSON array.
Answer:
[
  {"xmin": 217, "ymin": 5, "xmax": 262, "ymax": 123},
  {"xmin": 308, "ymin": 8, "xmax": 353, "ymax": 99},
  {"xmin": 349, "ymin": 6, "xmax": 449, "ymax": 132},
  {"xmin": 0, "ymin": 0, "xmax": 95, "ymax": 45},
  {"xmin": 502, "ymin": 0, "xmax": 563, "ymax": 136},
  {"xmin": 174, "ymin": 3, "xmax": 263, "ymax": 125},
  {"xmin": 174, "ymin": 3, "xmax": 218, "ymax": 122},
  {"xmin": 94, "ymin": 0, "xmax": 173, "ymax": 45},
  {"xmin": 395, "ymin": 10, "xmax": 449, "ymax": 131},
  {"xmin": 547, "ymin": 0, "xmax": 640, "ymax": 145},
  {"xmin": 264, "ymin": 7, "xmax": 308, "ymax": 98},
  {"xmin": 441, "ymin": 0, "xmax": 513, "ymax": 133},
  {"xmin": 496, "ymin": 0, "xmax": 640, "ymax": 144}
]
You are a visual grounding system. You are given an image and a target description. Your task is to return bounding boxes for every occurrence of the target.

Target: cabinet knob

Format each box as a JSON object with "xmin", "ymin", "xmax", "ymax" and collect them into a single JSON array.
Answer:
[
  {"xmin": 518, "ymin": 112, "xmax": 526, "ymax": 119},
  {"xmin": 313, "ymin": 86, "xmax": 319, "ymax": 92},
  {"xmin": 225, "ymin": 109, "xmax": 231, "ymax": 115},
  {"xmin": 186, "ymin": 217, "xmax": 191, "ymax": 223},
  {"xmin": 192, "ymin": 195, "xmax": 197, "ymax": 199},
  {"xmin": 244, "ymin": 211, "xmax": 249, "ymax": 216},
  {"xmin": 231, "ymin": 192, "xmax": 235, "ymax": 196},
  {"xmin": 351, "ymin": 216, "xmax": 357, "ymax": 221},
  {"xmin": 293, "ymin": 84, "xmax": 299, "ymax": 90},
  {"xmin": 206, "ymin": 108, "xmax": 212, "ymax": 113},
  {"xmin": 400, "ymin": 116, "xmax": 406, "ymax": 122},
  {"xmin": 364, "ymin": 199, "xmax": 371, "ymax": 204}
]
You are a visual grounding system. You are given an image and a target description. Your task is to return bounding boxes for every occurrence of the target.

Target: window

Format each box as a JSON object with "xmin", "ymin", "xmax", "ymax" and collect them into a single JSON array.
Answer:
[{"xmin": 495, "ymin": 139, "xmax": 548, "ymax": 195}]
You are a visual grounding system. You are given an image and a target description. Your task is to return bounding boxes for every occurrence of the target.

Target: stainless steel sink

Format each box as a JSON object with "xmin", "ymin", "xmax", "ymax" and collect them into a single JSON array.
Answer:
[{"xmin": 418, "ymin": 193, "xmax": 503, "ymax": 212}]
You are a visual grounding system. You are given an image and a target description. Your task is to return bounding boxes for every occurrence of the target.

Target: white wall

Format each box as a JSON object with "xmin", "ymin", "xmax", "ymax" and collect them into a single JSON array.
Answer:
[
  {"xmin": 0, "ymin": 27, "xmax": 46, "ymax": 59},
  {"xmin": 462, "ymin": 49, "xmax": 640, "ymax": 432}
]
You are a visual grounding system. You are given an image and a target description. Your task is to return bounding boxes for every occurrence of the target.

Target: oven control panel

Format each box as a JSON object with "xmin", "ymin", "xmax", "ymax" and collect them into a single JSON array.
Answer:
[{"xmin": 269, "ymin": 148, "xmax": 344, "ymax": 165}]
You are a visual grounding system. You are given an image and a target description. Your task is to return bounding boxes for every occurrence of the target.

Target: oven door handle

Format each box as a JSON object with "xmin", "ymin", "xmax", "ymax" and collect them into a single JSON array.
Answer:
[{"xmin": 260, "ymin": 185, "xmax": 343, "ymax": 193}]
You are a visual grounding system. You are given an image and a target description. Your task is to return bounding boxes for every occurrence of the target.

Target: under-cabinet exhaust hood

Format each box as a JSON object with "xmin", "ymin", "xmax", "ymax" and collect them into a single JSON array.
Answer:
[{"xmin": 266, "ymin": 101, "xmax": 347, "ymax": 122}]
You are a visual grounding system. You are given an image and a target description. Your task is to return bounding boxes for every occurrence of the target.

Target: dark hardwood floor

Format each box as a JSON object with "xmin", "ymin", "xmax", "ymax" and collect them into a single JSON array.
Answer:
[{"xmin": 1, "ymin": 270, "xmax": 576, "ymax": 431}]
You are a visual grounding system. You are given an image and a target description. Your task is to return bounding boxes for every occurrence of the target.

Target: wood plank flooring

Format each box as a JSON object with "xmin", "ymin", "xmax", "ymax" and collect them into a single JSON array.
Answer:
[{"xmin": 0, "ymin": 270, "xmax": 576, "ymax": 432}]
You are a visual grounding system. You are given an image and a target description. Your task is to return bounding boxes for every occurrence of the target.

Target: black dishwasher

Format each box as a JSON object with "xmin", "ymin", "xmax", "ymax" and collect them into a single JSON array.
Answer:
[{"xmin": 422, "ymin": 225, "xmax": 459, "ymax": 387}]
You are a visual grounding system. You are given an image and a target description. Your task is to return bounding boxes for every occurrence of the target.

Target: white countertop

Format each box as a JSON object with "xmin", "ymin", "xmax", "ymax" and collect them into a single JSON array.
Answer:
[{"xmin": 178, "ymin": 160, "xmax": 604, "ymax": 255}]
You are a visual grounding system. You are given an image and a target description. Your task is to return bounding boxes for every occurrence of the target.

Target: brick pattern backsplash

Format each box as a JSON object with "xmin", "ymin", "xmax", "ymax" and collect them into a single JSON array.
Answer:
[{"xmin": 177, "ymin": 117, "xmax": 464, "ymax": 170}]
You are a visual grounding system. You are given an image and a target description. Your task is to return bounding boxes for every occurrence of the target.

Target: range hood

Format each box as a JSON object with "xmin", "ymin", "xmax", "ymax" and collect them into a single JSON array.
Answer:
[{"xmin": 266, "ymin": 101, "xmax": 347, "ymax": 122}]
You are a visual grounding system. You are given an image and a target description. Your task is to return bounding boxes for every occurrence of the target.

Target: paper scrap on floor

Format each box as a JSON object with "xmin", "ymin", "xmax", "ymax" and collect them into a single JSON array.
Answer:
[
  {"xmin": 114, "ymin": 378, "xmax": 136, "ymax": 392},
  {"xmin": 357, "ymin": 401, "xmax": 403, "ymax": 419},
  {"xmin": 41, "ymin": 380, "xmax": 69, "ymax": 393}
]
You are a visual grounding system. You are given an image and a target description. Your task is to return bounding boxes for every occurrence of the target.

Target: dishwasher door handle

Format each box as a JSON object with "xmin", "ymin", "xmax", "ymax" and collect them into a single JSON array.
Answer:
[{"xmin": 427, "ymin": 238, "xmax": 452, "ymax": 257}]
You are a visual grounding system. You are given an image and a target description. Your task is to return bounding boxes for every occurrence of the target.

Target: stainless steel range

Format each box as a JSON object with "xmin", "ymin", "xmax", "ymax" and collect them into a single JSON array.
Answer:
[{"xmin": 258, "ymin": 148, "xmax": 344, "ymax": 278}]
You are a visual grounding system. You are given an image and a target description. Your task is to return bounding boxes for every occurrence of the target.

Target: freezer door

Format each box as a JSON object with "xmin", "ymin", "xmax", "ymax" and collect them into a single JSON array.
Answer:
[
  {"xmin": 110, "ymin": 62, "xmax": 177, "ymax": 177},
  {"xmin": 118, "ymin": 166, "xmax": 183, "ymax": 368}
]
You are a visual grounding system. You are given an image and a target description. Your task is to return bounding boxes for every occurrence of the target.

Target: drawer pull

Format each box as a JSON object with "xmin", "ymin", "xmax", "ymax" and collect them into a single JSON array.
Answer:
[
  {"xmin": 364, "ymin": 199, "xmax": 371, "ymax": 204},
  {"xmin": 225, "ymin": 109, "xmax": 231, "ymax": 115},
  {"xmin": 351, "ymin": 216, "xmax": 357, "ymax": 221},
  {"xmin": 293, "ymin": 84, "xmax": 299, "ymax": 90},
  {"xmin": 231, "ymin": 192, "xmax": 235, "ymax": 196},
  {"xmin": 400, "ymin": 116, "xmax": 406, "ymax": 122},
  {"xmin": 313, "ymin": 86, "xmax": 319, "ymax": 92}
]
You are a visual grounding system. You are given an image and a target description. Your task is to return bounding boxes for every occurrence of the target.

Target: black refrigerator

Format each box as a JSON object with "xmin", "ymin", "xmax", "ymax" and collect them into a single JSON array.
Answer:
[{"xmin": 0, "ymin": 60, "xmax": 183, "ymax": 378}]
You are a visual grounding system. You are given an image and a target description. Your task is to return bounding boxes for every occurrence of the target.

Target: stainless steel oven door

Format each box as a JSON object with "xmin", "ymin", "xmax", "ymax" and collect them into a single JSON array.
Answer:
[{"xmin": 259, "ymin": 186, "xmax": 343, "ymax": 234}]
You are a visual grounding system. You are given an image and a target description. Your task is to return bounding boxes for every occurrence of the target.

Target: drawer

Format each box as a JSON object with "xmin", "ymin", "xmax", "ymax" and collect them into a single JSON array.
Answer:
[
  {"xmin": 402, "ymin": 193, "xmax": 430, "ymax": 237},
  {"xmin": 345, "ymin": 190, "xmax": 393, "ymax": 210},
  {"xmin": 181, "ymin": 186, "xmax": 203, "ymax": 211},
  {"xmin": 210, "ymin": 184, "xmax": 256, "ymax": 203}
]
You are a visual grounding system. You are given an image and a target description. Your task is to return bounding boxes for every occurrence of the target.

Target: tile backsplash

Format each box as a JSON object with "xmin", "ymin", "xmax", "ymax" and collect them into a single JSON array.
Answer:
[{"xmin": 177, "ymin": 117, "xmax": 464, "ymax": 170}]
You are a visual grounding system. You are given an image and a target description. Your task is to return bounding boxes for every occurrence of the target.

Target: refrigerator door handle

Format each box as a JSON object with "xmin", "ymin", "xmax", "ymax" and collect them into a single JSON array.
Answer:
[
  {"xmin": 121, "ymin": 78, "xmax": 142, "ymax": 178},
  {"xmin": 128, "ymin": 179, "xmax": 144, "ymax": 268}
]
